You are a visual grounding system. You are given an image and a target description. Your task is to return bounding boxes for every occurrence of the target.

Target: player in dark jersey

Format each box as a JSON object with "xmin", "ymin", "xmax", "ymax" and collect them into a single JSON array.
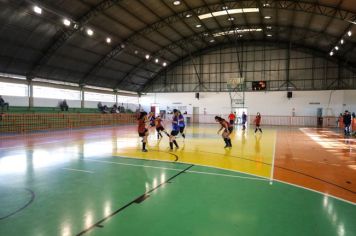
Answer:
[
  {"xmin": 148, "ymin": 112, "xmax": 156, "ymax": 128},
  {"xmin": 169, "ymin": 109, "xmax": 180, "ymax": 150},
  {"xmin": 215, "ymin": 116, "xmax": 233, "ymax": 148},
  {"xmin": 178, "ymin": 111, "xmax": 186, "ymax": 139},
  {"xmin": 138, "ymin": 111, "xmax": 149, "ymax": 152}
]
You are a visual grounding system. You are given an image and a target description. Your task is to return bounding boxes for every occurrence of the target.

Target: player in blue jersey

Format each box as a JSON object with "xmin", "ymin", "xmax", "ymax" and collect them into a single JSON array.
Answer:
[
  {"xmin": 178, "ymin": 111, "xmax": 186, "ymax": 139},
  {"xmin": 169, "ymin": 109, "xmax": 180, "ymax": 150}
]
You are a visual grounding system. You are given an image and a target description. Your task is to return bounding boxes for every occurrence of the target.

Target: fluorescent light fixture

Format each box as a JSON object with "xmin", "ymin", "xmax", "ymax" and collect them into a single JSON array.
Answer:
[
  {"xmin": 222, "ymin": 6, "xmax": 229, "ymax": 10},
  {"xmin": 145, "ymin": 54, "xmax": 150, "ymax": 60},
  {"xmin": 63, "ymin": 19, "xmax": 71, "ymax": 26},
  {"xmin": 335, "ymin": 46, "xmax": 339, "ymax": 50},
  {"xmin": 155, "ymin": 58, "xmax": 159, "ymax": 63},
  {"xmin": 173, "ymin": 0, "xmax": 181, "ymax": 6},
  {"xmin": 86, "ymin": 29, "xmax": 93, "ymax": 36},
  {"xmin": 120, "ymin": 44, "xmax": 125, "ymax": 48},
  {"xmin": 266, "ymin": 26, "xmax": 272, "ymax": 30},
  {"xmin": 263, "ymin": 3, "xmax": 271, "ymax": 7},
  {"xmin": 267, "ymin": 34, "xmax": 272, "ymax": 37},
  {"xmin": 134, "ymin": 50, "xmax": 139, "ymax": 54},
  {"xmin": 106, "ymin": 37, "xmax": 111, "ymax": 43},
  {"xmin": 198, "ymin": 8, "xmax": 259, "ymax": 20},
  {"xmin": 186, "ymin": 13, "xmax": 192, "ymax": 18},
  {"xmin": 348, "ymin": 30, "xmax": 352, "ymax": 36},
  {"xmin": 210, "ymin": 39, "xmax": 215, "ymax": 43},
  {"xmin": 228, "ymin": 17, "xmax": 235, "ymax": 21},
  {"xmin": 330, "ymin": 51, "xmax": 334, "ymax": 56},
  {"xmin": 340, "ymin": 39, "xmax": 344, "ymax": 44},
  {"xmin": 213, "ymin": 28, "xmax": 262, "ymax": 37},
  {"xmin": 163, "ymin": 62, "xmax": 167, "ymax": 67},
  {"xmin": 264, "ymin": 16, "xmax": 272, "ymax": 19},
  {"xmin": 196, "ymin": 24, "xmax": 202, "ymax": 28},
  {"xmin": 33, "ymin": 6, "xmax": 42, "ymax": 14}
]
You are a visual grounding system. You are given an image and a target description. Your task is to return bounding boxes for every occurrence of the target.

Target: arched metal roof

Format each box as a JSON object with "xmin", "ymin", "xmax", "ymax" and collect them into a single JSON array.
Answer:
[{"xmin": 0, "ymin": 0, "xmax": 355, "ymax": 91}]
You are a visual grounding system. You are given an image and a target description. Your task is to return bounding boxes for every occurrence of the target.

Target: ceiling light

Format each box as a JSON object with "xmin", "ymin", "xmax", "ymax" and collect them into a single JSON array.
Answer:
[
  {"xmin": 348, "ymin": 30, "xmax": 352, "ymax": 36},
  {"xmin": 266, "ymin": 26, "xmax": 272, "ymax": 30},
  {"xmin": 222, "ymin": 6, "xmax": 229, "ymax": 10},
  {"xmin": 213, "ymin": 28, "xmax": 262, "ymax": 37},
  {"xmin": 263, "ymin": 3, "xmax": 271, "ymax": 7},
  {"xmin": 106, "ymin": 37, "xmax": 111, "ymax": 43},
  {"xmin": 203, "ymin": 33, "xmax": 209, "ymax": 36},
  {"xmin": 264, "ymin": 16, "xmax": 272, "ymax": 19},
  {"xmin": 335, "ymin": 46, "xmax": 339, "ymax": 50},
  {"xmin": 173, "ymin": 0, "xmax": 181, "ymax": 6},
  {"xmin": 145, "ymin": 54, "xmax": 150, "ymax": 60},
  {"xmin": 63, "ymin": 19, "xmax": 71, "ymax": 26},
  {"xmin": 73, "ymin": 24, "xmax": 79, "ymax": 29},
  {"xmin": 228, "ymin": 17, "xmax": 235, "ymax": 21},
  {"xmin": 340, "ymin": 39, "xmax": 344, "ymax": 44},
  {"xmin": 198, "ymin": 8, "xmax": 259, "ymax": 20},
  {"xmin": 186, "ymin": 13, "xmax": 192, "ymax": 18},
  {"xmin": 134, "ymin": 50, "xmax": 139, "ymax": 54},
  {"xmin": 210, "ymin": 39, "xmax": 215, "ymax": 43},
  {"xmin": 155, "ymin": 58, "xmax": 159, "ymax": 63},
  {"xmin": 163, "ymin": 62, "xmax": 167, "ymax": 67},
  {"xmin": 267, "ymin": 34, "xmax": 272, "ymax": 37},
  {"xmin": 330, "ymin": 51, "xmax": 334, "ymax": 56},
  {"xmin": 86, "ymin": 29, "xmax": 93, "ymax": 36},
  {"xmin": 33, "ymin": 6, "xmax": 42, "ymax": 14},
  {"xmin": 120, "ymin": 44, "xmax": 125, "ymax": 48},
  {"xmin": 196, "ymin": 24, "xmax": 202, "ymax": 28}
]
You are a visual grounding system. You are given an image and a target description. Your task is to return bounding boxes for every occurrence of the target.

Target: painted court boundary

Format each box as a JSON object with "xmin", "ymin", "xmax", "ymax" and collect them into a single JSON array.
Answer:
[{"xmin": 99, "ymin": 155, "xmax": 356, "ymax": 206}]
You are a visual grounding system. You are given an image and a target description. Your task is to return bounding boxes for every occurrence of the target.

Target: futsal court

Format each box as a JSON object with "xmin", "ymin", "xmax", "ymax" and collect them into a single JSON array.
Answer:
[
  {"xmin": 0, "ymin": 124, "xmax": 355, "ymax": 236},
  {"xmin": 1, "ymin": 0, "xmax": 356, "ymax": 235}
]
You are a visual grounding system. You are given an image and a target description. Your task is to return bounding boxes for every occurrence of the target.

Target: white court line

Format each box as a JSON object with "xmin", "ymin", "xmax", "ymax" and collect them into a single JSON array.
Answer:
[
  {"xmin": 85, "ymin": 158, "xmax": 267, "ymax": 181},
  {"xmin": 270, "ymin": 131, "xmax": 277, "ymax": 183},
  {"xmin": 274, "ymin": 179, "xmax": 356, "ymax": 206},
  {"xmin": 101, "ymin": 156, "xmax": 356, "ymax": 206},
  {"xmin": 186, "ymin": 170, "xmax": 268, "ymax": 181},
  {"xmin": 62, "ymin": 168, "xmax": 94, "ymax": 174}
]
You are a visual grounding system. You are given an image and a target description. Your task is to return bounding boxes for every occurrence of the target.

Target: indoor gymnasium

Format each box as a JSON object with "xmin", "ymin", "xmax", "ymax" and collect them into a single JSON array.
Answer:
[{"xmin": 1, "ymin": 0, "xmax": 356, "ymax": 235}]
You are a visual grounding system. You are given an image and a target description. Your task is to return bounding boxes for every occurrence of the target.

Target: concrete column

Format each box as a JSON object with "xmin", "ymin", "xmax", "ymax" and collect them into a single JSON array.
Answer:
[
  {"xmin": 80, "ymin": 87, "xmax": 85, "ymax": 108},
  {"xmin": 27, "ymin": 79, "xmax": 33, "ymax": 108}
]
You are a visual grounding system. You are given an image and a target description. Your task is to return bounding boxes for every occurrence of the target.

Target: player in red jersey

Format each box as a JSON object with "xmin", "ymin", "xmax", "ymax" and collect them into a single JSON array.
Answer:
[
  {"xmin": 215, "ymin": 116, "xmax": 233, "ymax": 148},
  {"xmin": 228, "ymin": 112, "xmax": 236, "ymax": 125},
  {"xmin": 254, "ymin": 112, "xmax": 262, "ymax": 133},
  {"xmin": 155, "ymin": 115, "xmax": 168, "ymax": 139},
  {"xmin": 137, "ymin": 111, "xmax": 149, "ymax": 152}
]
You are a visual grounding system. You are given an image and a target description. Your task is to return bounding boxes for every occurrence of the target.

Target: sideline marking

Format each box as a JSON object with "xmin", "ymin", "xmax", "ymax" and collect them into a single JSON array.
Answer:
[
  {"xmin": 270, "ymin": 131, "xmax": 277, "ymax": 183},
  {"xmin": 85, "ymin": 158, "xmax": 267, "ymax": 181},
  {"xmin": 62, "ymin": 168, "xmax": 93, "ymax": 174}
]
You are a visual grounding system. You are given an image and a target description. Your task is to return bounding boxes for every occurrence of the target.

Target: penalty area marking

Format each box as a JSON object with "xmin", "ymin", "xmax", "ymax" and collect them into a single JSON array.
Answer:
[{"xmin": 62, "ymin": 168, "xmax": 94, "ymax": 174}]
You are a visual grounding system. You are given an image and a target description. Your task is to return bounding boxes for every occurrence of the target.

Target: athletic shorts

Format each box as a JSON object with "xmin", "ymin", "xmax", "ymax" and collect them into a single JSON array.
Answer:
[
  {"xmin": 225, "ymin": 127, "xmax": 233, "ymax": 133},
  {"xmin": 229, "ymin": 120, "xmax": 234, "ymax": 125},
  {"xmin": 171, "ymin": 130, "xmax": 179, "ymax": 136},
  {"xmin": 150, "ymin": 123, "xmax": 155, "ymax": 127},
  {"xmin": 138, "ymin": 129, "xmax": 148, "ymax": 137},
  {"xmin": 156, "ymin": 126, "xmax": 164, "ymax": 132},
  {"xmin": 179, "ymin": 126, "xmax": 185, "ymax": 133}
]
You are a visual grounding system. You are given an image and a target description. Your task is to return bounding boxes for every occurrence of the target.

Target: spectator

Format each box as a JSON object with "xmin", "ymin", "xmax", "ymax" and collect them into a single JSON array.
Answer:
[
  {"xmin": 343, "ymin": 110, "xmax": 352, "ymax": 136},
  {"xmin": 110, "ymin": 104, "xmax": 119, "ymax": 113},
  {"xmin": 352, "ymin": 112, "xmax": 356, "ymax": 119},
  {"xmin": 97, "ymin": 102, "xmax": 108, "ymax": 113},
  {"xmin": 59, "ymin": 99, "xmax": 69, "ymax": 111},
  {"xmin": 0, "ymin": 95, "xmax": 9, "ymax": 111}
]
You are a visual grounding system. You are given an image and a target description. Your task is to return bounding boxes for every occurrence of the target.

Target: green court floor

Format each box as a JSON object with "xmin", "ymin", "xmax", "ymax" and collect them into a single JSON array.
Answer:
[{"xmin": 1, "ymin": 153, "xmax": 355, "ymax": 236}]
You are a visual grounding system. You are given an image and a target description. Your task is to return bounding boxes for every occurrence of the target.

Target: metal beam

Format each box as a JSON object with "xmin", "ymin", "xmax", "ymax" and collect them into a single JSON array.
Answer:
[
  {"xmin": 27, "ymin": 0, "xmax": 120, "ymax": 79},
  {"xmin": 77, "ymin": 0, "xmax": 356, "ymax": 87}
]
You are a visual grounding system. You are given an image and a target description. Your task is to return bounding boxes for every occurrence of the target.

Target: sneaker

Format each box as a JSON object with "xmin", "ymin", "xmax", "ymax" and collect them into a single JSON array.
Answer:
[{"xmin": 142, "ymin": 149, "xmax": 148, "ymax": 152}]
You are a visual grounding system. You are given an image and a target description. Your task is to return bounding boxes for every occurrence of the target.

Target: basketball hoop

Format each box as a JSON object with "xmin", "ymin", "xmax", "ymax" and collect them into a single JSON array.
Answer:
[{"xmin": 227, "ymin": 77, "xmax": 244, "ymax": 90}]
